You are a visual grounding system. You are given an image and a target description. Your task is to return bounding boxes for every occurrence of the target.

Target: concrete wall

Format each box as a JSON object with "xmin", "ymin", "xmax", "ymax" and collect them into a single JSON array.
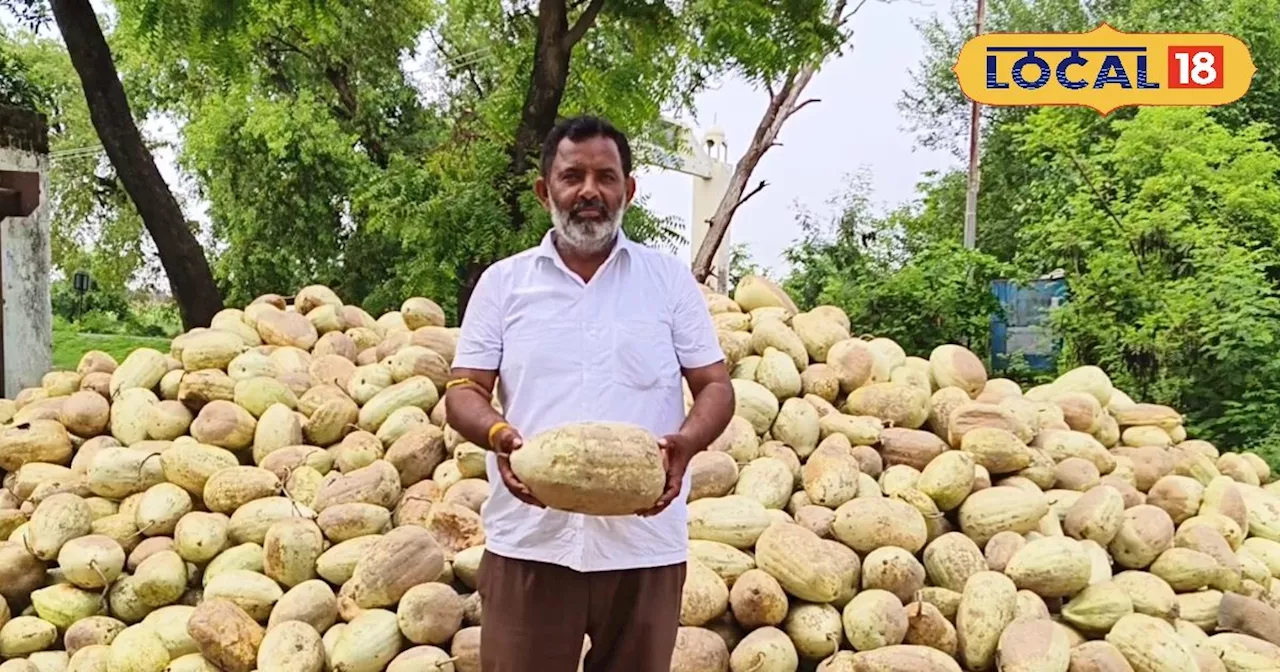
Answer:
[{"xmin": 0, "ymin": 108, "xmax": 52, "ymax": 398}]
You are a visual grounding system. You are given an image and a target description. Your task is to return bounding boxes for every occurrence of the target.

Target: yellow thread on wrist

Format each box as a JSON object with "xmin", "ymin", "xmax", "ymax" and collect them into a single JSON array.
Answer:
[
  {"xmin": 487, "ymin": 422, "xmax": 511, "ymax": 447},
  {"xmin": 446, "ymin": 377, "xmax": 477, "ymax": 390}
]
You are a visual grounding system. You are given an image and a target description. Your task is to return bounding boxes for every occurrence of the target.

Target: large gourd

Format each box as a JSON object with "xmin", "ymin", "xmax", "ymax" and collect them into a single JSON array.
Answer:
[{"xmin": 509, "ymin": 422, "xmax": 666, "ymax": 516}]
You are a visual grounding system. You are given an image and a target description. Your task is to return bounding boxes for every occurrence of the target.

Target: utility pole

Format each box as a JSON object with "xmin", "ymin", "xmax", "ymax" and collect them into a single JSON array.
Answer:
[{"xmin": 963, "ymin": 0, "xmax": 986, "ymax": 249}]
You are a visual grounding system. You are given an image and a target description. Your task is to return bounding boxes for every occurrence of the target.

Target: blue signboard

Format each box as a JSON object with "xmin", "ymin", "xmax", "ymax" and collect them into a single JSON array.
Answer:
[{"xmin": 990, "ymin": 275, "xmax": 1068, "ymax": 372}]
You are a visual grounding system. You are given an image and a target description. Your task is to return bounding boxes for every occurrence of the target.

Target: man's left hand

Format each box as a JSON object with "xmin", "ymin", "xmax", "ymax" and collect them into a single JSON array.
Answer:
[{"xmin": 638, "ymin": 433, "xmax": 698, "ymax": 517}]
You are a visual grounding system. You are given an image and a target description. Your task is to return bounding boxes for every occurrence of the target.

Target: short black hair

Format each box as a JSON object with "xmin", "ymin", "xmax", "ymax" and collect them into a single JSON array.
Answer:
[{"xmin": 540, "ymin": 115, "xmax": 632, "ymax": 178}]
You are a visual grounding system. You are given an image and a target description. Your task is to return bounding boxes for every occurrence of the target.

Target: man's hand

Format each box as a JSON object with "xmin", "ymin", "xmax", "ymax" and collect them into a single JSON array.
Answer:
[
  {"xmin": 492, "ymin": 426, "xmax": 544, "ymax": 508},
  {"xmin": 639, "ymin": 433, "xmax": 697, "ymax": 517}
]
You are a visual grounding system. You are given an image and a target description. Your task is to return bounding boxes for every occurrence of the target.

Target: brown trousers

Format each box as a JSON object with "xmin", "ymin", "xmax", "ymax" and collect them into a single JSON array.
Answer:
[{"xmin": 476, "ymin": 551, "xmax": 687, "ymax": 672}]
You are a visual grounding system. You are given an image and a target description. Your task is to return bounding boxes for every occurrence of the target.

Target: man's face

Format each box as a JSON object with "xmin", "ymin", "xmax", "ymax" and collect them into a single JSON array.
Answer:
[{"xmin": 536, "ymin": 135, "xmax": 637, "ymax": 255}]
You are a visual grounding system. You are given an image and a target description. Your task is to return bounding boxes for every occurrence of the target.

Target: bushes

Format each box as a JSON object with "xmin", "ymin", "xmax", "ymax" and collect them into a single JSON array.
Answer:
[
  {"xmin": 1014, "ymin": 108, "xmax": 1280, "ymax": 462},
  {"xmin": 52, "ymin": 280, "xmax": 182, "ymax": 338},
  {"xmin": 780, "ymin": 173, "xmax": 1013, "ymax": 369}
]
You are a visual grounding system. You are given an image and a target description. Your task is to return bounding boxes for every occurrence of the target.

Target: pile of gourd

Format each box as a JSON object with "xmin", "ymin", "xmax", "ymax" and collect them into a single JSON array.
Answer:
[{"xmin": 0, "ymin": 276, "xmax": 1276, "ymax": 672}]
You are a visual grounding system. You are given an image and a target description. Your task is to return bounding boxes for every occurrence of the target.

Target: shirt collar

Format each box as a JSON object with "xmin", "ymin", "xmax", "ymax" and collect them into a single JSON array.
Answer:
[{"xmin": 535, "ymin": 227, "xmax": 634, "ymax": 263}]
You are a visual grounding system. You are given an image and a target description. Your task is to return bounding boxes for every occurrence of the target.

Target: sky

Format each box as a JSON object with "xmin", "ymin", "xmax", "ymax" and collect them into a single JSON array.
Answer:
[{"xmin": 636, "ymin": 0, "xmax": 962, "ymax": 278}]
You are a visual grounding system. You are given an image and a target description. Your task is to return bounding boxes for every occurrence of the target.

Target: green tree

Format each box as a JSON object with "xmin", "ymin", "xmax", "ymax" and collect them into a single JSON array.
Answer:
[
  {"xmin": 5, "ymin": 0, "xmax": 226, "ymax": 328},
  {"xmin": 101, "ymin": 0, "xmax": 702, "ymax": 317},
  {"xmin": 97, "ymin": 0, "xmax": 852, "ymax": 322},
  {"xmin": 1012, "ymin": 106, "xmax": 1280, "ymax": 452},
  {"xmin": 884, "ymin": 0, "xmax": 1280, "ymax": 467},
  {"xmin": 727, "ymin": 243, "xmax": 762, "ymax": 294},
  {"xmin": 5, "ymin": 32, "xmax": 150, "ymax": 296},
  {"xmin": 361, "ymin": 0, "xmax": 705, "ymax": 317},
  {"xmin": 108, "ymin": 0, "xmax": 444, "ymax": 309},
  {"xmin": 0, "ymin": 27, "xmax": 49, "ymax": 110}
]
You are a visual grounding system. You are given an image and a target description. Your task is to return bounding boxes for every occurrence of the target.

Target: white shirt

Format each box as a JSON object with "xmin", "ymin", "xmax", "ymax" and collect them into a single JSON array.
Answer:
[{"xmin": 452, "ymin": 229, "xmax": 724, "ymax": 572}]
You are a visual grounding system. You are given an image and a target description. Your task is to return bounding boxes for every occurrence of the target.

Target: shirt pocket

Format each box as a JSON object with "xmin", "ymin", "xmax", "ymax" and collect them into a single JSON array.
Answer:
[{"xmin": 613, "ymin": 319, "xmax": 678, "ymax": 391}]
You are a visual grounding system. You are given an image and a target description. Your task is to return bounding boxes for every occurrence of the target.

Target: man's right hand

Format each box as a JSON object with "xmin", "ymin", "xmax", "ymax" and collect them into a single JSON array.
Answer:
[{"xmin": 492, "ymin": 426, "xmax": 544, "ymax": 508}]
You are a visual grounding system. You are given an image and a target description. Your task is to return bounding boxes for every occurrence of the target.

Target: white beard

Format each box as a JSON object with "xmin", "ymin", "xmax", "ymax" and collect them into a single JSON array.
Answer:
[{"xmin": 550, "ymin": 198, "xmax": 627, "ymax": 255}]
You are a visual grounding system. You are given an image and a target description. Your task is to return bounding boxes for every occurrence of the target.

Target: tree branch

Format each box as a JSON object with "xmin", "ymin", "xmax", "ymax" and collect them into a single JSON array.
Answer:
[
  {"xmin": 564, "ymin": 0, "xmax": 605, "ymax": 49},
  {"xmin": 503, "ymin": 0, "xmax": 572, "ymax": 226},
  {"xmin": 786, "ymin": 98, "xmax": 821, "ymax": 120},
  {"xmin": 257, "ymin": 43, "xmax": 296, "ymax": 96},
  {"xmin": 1066, "ymin": 150, "xmax": 1140, "ymax": 275},
  {"xmin": 722, "ymin": 180, "xmax": 768, "ymax": 221},
  {"xmin": 780, "ymin": 70, "xmax": 798, "ymax": 95},
  {"xmin": 325, "ymin": 64, "xmax": 359, "ymax": 118},
  {"xmin": 324, "ymin": 62, "xmax": 390, "ymax": 168},
  {"xmin": 844, "ymin": 0, "xmax": 868, "ymax": 24},
  {"xmin": 266, "ymin": 33, "xmax": 321, "ymax": 66},
  {"xmin": 470, "ymin": 0, "xmax": 578, "ymax": 319},
  {"xmin": 430, "ymin": 32, "xmax": 487, "ymax": 98},
  {"xmin": 1066, "ymin": 151, "xmax": 1123, "ymax": 231}
]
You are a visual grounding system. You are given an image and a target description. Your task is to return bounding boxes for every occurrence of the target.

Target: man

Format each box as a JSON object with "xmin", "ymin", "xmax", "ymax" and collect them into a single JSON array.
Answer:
[{"xmin": 445, "ymin": 115, "xmax": 736, "ymax": 672}]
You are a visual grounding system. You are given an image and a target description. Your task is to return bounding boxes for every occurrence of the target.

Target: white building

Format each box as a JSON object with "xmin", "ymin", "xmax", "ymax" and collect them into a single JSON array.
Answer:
[
  {"xmin": 643, "ymin": 119, "xmax": 734, "ymax": 293},
  {"xmin": 1, "ymin": 105, "xmax": 53, "ymax": 396}
]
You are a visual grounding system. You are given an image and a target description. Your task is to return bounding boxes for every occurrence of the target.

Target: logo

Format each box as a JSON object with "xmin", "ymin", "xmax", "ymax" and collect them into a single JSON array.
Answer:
[{"xmin": 952, "ymin": 23, "xmax": 1256, "ymax": 114}]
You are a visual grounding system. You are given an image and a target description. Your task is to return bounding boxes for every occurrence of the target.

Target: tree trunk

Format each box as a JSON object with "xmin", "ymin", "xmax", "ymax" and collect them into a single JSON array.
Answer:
[
  {"xmin": 499, "ymin": 0, "xmax": 609, "ymax": 238},
  {"xmin": 459, "ymin": 0, "xmax": 605, "ymax": 320},
  {"xmin": 456, "ymin": 261, "xmax": 487, "ymax": 327},
  {"xmin": 501, "ymin": 0, "xmax": 585, "ymax": 236},
  {"xmin": 325, "ymin": 62, "xmax": 390, "ymax": 169},
  {"xmin": 49, "ymin": 0, "xmax": 224, "ymax": 329},
  {"xmin": 506, "ymin": 0, "xmax": 606, "ymax": 191}
]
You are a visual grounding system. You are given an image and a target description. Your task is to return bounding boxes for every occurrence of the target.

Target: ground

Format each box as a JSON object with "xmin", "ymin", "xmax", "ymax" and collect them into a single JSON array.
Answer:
[{"xmin": 52, "ymin": 330, "xmax": 172, "ymax": 370}]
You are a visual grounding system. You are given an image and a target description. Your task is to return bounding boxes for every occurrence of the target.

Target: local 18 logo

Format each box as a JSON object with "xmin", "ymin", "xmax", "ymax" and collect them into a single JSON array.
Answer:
[{"xmin": 952, "ymin": 23, "xmax": 1256, "ymax": 114}]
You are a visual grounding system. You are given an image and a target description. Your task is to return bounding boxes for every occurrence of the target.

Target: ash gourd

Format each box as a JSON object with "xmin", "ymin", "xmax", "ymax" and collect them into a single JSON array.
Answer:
[{"xmin": 0, "ymin": 277, "xmax": 1276, "ymax": 672}]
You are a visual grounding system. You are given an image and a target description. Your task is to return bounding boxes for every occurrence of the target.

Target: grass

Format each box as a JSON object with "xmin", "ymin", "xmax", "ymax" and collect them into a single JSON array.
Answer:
[{"xmin": 52, "ymin": 330, "xmax": 172, "ymax": 371}]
